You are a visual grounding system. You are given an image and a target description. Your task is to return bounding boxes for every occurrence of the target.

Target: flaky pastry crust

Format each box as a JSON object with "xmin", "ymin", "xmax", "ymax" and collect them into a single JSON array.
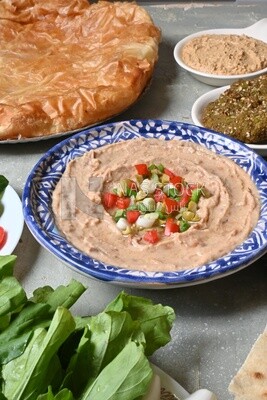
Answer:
[{"xmin": 0, "ymin": 0, "xmax": 161, "ymax": 140}]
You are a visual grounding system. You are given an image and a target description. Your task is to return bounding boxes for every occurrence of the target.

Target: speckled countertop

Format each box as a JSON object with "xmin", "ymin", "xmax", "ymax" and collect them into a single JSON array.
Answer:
[{"xmin": 1, "ymin": 2, "xmax": 267, "ymax": 400}]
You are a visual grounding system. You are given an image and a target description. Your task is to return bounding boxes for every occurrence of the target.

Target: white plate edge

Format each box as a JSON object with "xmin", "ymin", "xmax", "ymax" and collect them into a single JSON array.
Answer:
[{"xmin": 0, "ymin": 185, "xmax": 24, "ymax": 255}]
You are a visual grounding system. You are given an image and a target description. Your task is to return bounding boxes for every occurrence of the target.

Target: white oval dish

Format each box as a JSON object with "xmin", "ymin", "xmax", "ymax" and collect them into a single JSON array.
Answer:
[
  {"xmin": 174, "ymin": 19, "xmax": 267, "ymax": 86},
  {"xmin": 191, "ymin": 86, "xmax": 267, "ymax": 157},
  {"xmin": 0, "ymin": 185, "xmax": 24, "ymax": 255}
]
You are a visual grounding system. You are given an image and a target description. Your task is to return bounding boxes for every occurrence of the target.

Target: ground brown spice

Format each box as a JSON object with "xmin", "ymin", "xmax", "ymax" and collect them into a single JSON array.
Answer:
[{"xmin": 181, "ymin": 34, "xmax": 267, "ymax": 75}]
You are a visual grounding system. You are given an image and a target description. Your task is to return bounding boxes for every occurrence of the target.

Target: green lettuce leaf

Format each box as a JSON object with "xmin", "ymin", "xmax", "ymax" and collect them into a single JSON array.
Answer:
[
  {"xmin": 80, "ymin": 341, "xmax": 153, "ymax": 400},
  {"xmin": 2, "ymin": 307, "xmax": 75, "ymax": 400},
  {"xmin": 37, "ymin": 387, "xmax": 74, "ymax": 400},
  {"xmin": 0, "ymin": 255, "xmax": 17, "ymax": 279},
  {"xmin": 31, "ymin": 279, "xmax": 86, "ymax": 312},
  {"xmin": 63, "ymin": 311, "xmax": 145, "ymax": 397},
  {"xmin": 0, "ymin": 255, "xmax": 176, "ymax": 400},
  {"xmin": 0, "ymin": 276, "xmax": 27, "ymax": 317},
  {"xmin": 0, "ymin": 302, "xmax": 50, "ymax": 364},
  {"xmin": 105, "ymin": 291, "xmax": 175, "ymax": 355}
]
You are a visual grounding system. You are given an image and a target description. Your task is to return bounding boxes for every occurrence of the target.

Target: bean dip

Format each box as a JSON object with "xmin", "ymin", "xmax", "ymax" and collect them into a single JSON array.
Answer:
[{"xmin": 52, "ymin": 138, "xmax": 260, "ymax": 272}]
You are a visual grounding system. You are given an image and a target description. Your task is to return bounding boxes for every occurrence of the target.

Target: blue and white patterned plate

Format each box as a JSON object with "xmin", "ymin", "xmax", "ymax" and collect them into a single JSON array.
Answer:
[{"xmin": 22, "ymin": 120, "xmax": 267, "ymax": 288}]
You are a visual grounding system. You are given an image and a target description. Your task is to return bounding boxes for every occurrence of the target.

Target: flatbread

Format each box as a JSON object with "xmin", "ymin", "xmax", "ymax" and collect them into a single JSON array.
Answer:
[
  {"xmin": 0, "ymin": 0, "xmax": 160, "ymax": 140},
  {"xmin": 228, "ymin": 331, "xmax": 267, "ymax": 400}
]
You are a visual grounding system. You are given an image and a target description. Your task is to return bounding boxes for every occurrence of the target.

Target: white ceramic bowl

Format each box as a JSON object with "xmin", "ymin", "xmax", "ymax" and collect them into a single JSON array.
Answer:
[
  {"xmin": 174, "ymin": 19, "xmax": 267, "ymax": 87},
  {"xmin": 191, "ymin": 86, "xmax": 267, "ymax": 157}
]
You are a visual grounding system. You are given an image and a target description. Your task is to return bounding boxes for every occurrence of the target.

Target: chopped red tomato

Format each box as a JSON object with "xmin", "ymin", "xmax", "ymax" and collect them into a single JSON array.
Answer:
[
  {"xmin": 143, "ymin": 229, "xmax": 159, "ymax": 244},
  {"xmin": 116, "ymin": 197, "xmax": 131, "ymax": 209},
  {"xmin": 102, "ymin": 192, "xmax": 118, "ymax": 209},
  {"xmin": 164, "ymin": 168, "xmax": 175, "ymax": 179},
  {"xmin": 178, "ymin": 191, "xmax": 191, "ymax": 208},
  {"xmin": 126, "ymin": 210, "xmax": 140, "ymax": 224},
  {"xmin": 170, "ymin": 175, "xmax": 183, "ymax": 186},
  {"xmin": 0, "ymin": 227, "xmax": 7, "ymax": 249},
  {"xmin": 164, "ymin": 218, "xmax": 179, "ymax": 236},
  {"xmin": 154, "ymin": 188, "xmax": 167, "ymax": 203},
  {"xmin": 135, "ymin": 164, "xmax": 149, "ymax": 176},
  {"xmin": 127, "ymin": 180, "xmax": 137, "ymax": 190},
  {"xmin": 164, "ymin": 198, "xmax": 180, "ymax": 214}
]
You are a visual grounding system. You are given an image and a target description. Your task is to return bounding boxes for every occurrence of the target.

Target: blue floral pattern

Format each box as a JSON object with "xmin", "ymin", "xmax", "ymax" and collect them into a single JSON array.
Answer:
[{"xmin": 22, "ymin": 120, "xmax": 267, "ymax": 288}]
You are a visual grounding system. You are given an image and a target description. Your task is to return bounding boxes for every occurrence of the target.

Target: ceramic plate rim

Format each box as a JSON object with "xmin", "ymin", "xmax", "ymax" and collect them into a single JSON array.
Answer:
[
  {"xmin": 191, "ymin": 85, "xmax": 267, "ymax": 156},
  {"xmin": 0, "ymin": 185, "xmax": 24, "ymax": 255},
  {"xmin": 22, "ymin": 119, "xmax": 267, "ymax": 288}
]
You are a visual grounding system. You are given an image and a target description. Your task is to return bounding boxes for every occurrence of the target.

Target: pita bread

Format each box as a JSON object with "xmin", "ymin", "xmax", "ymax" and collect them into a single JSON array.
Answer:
[
  {"xmin": 228, "ymin": 331, "xmax": 267, "ymax": 400},
  {"xmin": 0, "ymin": 0, "xmax": 160, "ymax": 140}
]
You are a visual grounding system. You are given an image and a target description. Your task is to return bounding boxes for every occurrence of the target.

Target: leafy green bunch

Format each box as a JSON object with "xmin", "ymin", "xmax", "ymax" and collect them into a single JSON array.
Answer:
[{"xmin": 0, "ymin": 255, "xmax": 175, "ymax": 400}]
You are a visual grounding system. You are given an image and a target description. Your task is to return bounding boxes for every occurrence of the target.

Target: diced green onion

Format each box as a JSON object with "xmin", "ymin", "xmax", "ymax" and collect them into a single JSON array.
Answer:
[
  {"xmin": 138, "ymin": 203, "xmax": 148, "ymax": 213},
  {"xmin": 148, "ymin": 163, "xmax": 157, "ymax": 171},
  {"xmin": 151, "ymin": 173, "xmax": 159, "ymax": 183},
  {"xmin": 157, "ymin": 163, "xmax": 164, "ymax": 173},
  {"xmin": 126, "ymin": 187, "xmax": 137, "ymax": 197},
  {"xmin": 127, "ymin": 204, "xmax": 138, "ymax": 211},
  {"xmin": 191, "ymin": 188, "xmax": 202, "ymax": 203},
  {"xmin": 180, "ymin": 220, "xmax": 190, "ymax": 232},
  {"xmin": 157, "ymin": 211, "xmax": 167, "ymax": 220},
  {"xmin": 114, "ymin": 210, "xmax": 126, "ymax": 222},
  {"xmin": 168, "ymin": 188, "xmax": 179, "ymax": 199}
]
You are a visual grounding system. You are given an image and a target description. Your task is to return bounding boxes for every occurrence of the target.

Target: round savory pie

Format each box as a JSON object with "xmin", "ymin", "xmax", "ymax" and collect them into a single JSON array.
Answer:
[{"xmin": 0, "ymin": 0, "xmax": 161, "ymax": 141}]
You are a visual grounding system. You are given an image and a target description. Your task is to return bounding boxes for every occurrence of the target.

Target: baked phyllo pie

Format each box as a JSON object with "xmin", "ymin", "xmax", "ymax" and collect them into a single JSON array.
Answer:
[{"xmin": 0, "ymin": 0, "xmax": 161, "ymax": 140}]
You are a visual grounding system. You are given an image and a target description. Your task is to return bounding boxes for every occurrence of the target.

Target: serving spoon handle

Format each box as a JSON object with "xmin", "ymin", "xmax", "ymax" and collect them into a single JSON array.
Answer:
[{"xmin": 243, "ymin": 18, "xmax": 267, "ymax": 42}]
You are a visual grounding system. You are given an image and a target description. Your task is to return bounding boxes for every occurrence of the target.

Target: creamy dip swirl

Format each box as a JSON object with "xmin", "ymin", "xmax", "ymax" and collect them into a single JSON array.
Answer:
[{"xmin": 52, "ymin": 138, "xmax": 260, "ymax": 272}]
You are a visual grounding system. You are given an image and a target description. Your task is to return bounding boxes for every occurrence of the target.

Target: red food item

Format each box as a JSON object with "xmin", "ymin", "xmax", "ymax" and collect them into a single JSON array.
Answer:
[
  {"xmin": 135, "ymin": 164, "xmax": 149, "ymax": 176},
  {"xmin": 164, "ymin": 197, "xmax": 180, "ymax": 214},
  {"xmin": 178, "ymin": 190, "xmax": 191, "ymax": 208},
  {"xmin": 163, "ymin": 168, "xmax": 175, "ymax": 179},
  {"xmin": 154, "ymin": 188, "xmax": 167, "ymax": 203},
  {"xmin": 0, "ymin": 226, "xmax": 7, "ymax": 249},
  {"xmin": 116, "ymin": 197, "xmax": 131, "ymax": 209},
  {"xmin": 102, "ymin": 192, "xmax": 118, "ymax": 209},
  {"xmin": 143, "ymin": 229, "xmax": 159, "ymax": 244},
  {"xmin": 126, "ymin": 210, "xmax": 140, "ymax": 224},
  {"xmin": 170, "ymin": 175, "xmax": 183, "ymax": 186},
  {"xmin": 164, "ymin": 217, "xmax": 179, "ymax": 236}
]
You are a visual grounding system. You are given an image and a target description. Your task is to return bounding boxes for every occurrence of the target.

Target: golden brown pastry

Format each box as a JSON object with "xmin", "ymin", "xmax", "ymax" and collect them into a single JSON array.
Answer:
[{"xmin": 0, "ymin": 0, "xmax": 160, "ymax": 140}]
